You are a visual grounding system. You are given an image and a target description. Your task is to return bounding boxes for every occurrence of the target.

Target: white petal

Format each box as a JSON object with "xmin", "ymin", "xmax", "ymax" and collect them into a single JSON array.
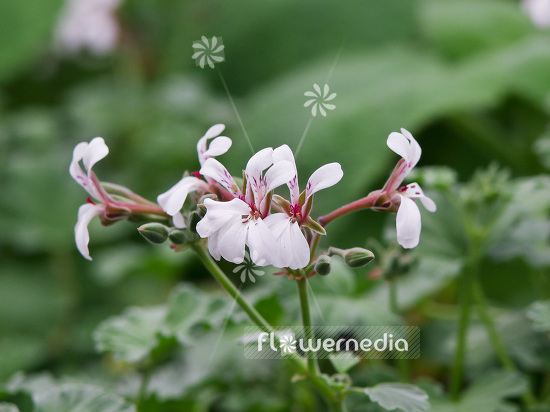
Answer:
[
  {"xmin": 273, "ymin": 145, "xmax": 299, "ymax": 202},
  {"xmin": 396, "ymin": 195, "xmax": 421, "ymax": 249},
  {"xmin": 325, "ymin": 92, "xmax": 336, "ymax": 101},
  {"xmin": 323, "ymin": 84, "xmax": 329, "ymax": 97},
  {"xmin": 70, "ymin": 142, "xmax": 90, "ymax": 189},
  {"xmin": 323, "ymin": 103, "xmax": 336, "ymax": 110},
  {"xmin": 264, "ymin": 213, "xmax": 291, "ymax": 238},
  {"xmin": 218, "ymin": 219, "xmax": 248, "ymax": 263},
  {"xmin": 196, "ymin": 198, "xmax": 249, "ymax": 238},
  {"xmin": 400, "ymin": 128, "xmax": 422, "ymax": 167},
  {"xmin": 157, "ymin": 176, "xmax": 205, "ymax": 216},
  {"xmin": 401, "ymin": 183, "xmax": 437, "ymax": 212},
  {"xmin": 305, "ymin": 162, "xmax": 343, "ymax": 199},
  {"xmin": 264, "ymin": 160, "xmax": 296, "ymax": 192},
  {"xmin": 245, "ymin": 147, "xmax": 273, "ymax": 180},
  {"xmin": 304, "ymin": 99, "xmax": 316, "ymax": 108},
  {"xmin": 387, "ymin": 132, "xmax": 412, "ymax": 163},
  {"xmin": 74, "ymin": 203, "xmax": 103, "ymax": 260},
  {"xmin": 172, "ymin": 212, "xmax": 186, "ymax": 229},
  {"xmin": 319, "ymin": 106, "xmax": 327, "ymax": 117},
  {"xmin": 203, "ymin": 136, "xmax": 232, "ymax": 158},
  {"xmin": 246, "ymin": 218, "xmax": 277, "ymax": 266},
  {"xmin": 286, "ymin": 221, "xmax": 311, "ymax": 269},
  {"xmin": 200, "ymin": 158, "xmax": 240, "ymax": 196},
  {"xmin": 207, "ymin": 225, "xmax": 222, "ymax": 260},
  {"xmin": 304, "ymin": 91, "xmax": 317, "ymax": 97},
  {"xmin": 83, "ymin": 137, "xmax": 109, "ymax": 174}
]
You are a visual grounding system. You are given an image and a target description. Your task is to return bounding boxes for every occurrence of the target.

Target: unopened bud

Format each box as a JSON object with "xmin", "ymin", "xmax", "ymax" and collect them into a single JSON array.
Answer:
[
  {"xmin": 138, "ymin": 223, "xmax": 169, "ymax": 244},
  {"xmin": 344, "ymin": 248, "xmax": 375, "ymax": 268},
  {"xmin": 168, "ymin": 228, "xmax": 186, "ymax": 244},
  {"xmin": 315, "ymin": 255, "xmax": 332, "ymax": 276}
]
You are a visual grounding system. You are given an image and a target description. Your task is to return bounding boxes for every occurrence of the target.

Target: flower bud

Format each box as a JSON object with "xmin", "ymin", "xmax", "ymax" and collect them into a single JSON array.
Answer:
[
  {"xmin": 344, "ymin": 248, "xmax": 375, "ymax": 268},
  {"xmin": 315, "ymin": 255, "xmax": 332, "ymax": 276},
  {"xmin": 138, "ymin": 223, "xmax": 169, "ymax": 244},
  {"xmin": 168, "ymin": 228, "xmax": 186, "ymax": 244}
]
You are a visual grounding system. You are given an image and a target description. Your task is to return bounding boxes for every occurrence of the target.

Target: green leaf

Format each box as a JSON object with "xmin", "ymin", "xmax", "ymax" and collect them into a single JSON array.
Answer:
[
  {"xmin": 94, "ymin": 306, "xmax": 166, "ymax": 363},
  {"xmin": 162, "ymin": 285, "xmax": 228, "ymax": 345},
  {"xmin": 34, "ymin": 384, "xmax": 136, "ymax": 412},
  {"xmin": 364, "ymin": 383, "xmax": 430, "ymax": 412},
  {"xmin": 527, "ymin": 301, "xmax": 550, "ymax": 332},
  {"xmin": 430, "ymin": 370, "xmax": 528, "ymax": 412},
  {"xmin": 419, "ymin": 0, "xmax": 534, "ymax": 59}
]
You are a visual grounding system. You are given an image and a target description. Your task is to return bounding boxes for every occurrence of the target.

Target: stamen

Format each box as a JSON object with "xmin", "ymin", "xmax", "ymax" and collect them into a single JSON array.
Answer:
[
  {"xmin": 191, "ymin": 171, "xmax": 201, "ymax": 179},
  {"xmin": 86, "ymin": 196, "xmax": 97, "ymax": 205}
]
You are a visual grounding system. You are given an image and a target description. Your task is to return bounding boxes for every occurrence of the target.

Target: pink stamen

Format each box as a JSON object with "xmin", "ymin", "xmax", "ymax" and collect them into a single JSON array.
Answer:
[
  {"xmin": 86, "ymin": 196, "xmax": 97, "ymax": 205},
  {"xmin": 191, "ymin": 171, "xmax": 201, "ymax": 179},
  {"xmin": 290, "ymin": 204, "xmax": 303, "ymax": 220}
]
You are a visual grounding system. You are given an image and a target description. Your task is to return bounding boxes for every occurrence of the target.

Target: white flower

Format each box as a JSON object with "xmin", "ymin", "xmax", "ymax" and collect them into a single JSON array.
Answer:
[
  {"xmin": 196, "ymin": 148, "xmax": 294, "ymax": 266},
  {"xmin": 232, "ymin": 250, "xmax": 266, "ymax": 283},
  {"xmin": 304, "ymin": 84, "xmax": 336, "ymax": 117},
  {"xmin": 522, "ymin": 0, "xmax": 550, "ymax": 29},
  {"xmin": 265, "ymin": 145, "xmax": 343, "ymax": 269},
  {"xmin": 192, "ymin": 36, "xmax": 225, "ymax": 69},
  {"xmin": 55, "ymin": 0, "xmax": 123, "ymax": 55},
  {"xmin": 70, "ymin": 137, "xmax": 111, "ymax": 260},
  {"xmin": 385, "ymin": 129, "xmax": 436, "ymax": 249},
  {"xmin": 157, "ymin": 124, "xmax": 232, "ymax": 228}
]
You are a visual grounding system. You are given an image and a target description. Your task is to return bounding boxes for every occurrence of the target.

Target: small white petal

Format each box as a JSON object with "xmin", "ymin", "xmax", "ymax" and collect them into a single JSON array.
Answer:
[
  {"xmin": 304, "ymin": 99, "xmax": 316, "ymax": 107},
  {"xmin": 264, "ymin": 160, "xmax": 296, "ymax": 192},
  {"xmin": 305, "ymin": 162, "xmax": 343, "ymax": 199},
  {"xmin": 325, "ymin": 92, "xmax": 336, "ymax": 101},
  {"xmin": 245, "ymin": 147, "xmax": 273, "ymax": 180},
  {"xmin": 387, "ymin": 132, "xmax": 412, "ymax": 163},
  {"xmin": 210, "ymin": 55, "xmax": 224, "ymax": 62},
  {"xmin": 82, "ymin": 137, "xmax": 109, "ymax": 173},
  {"xmin": 319, "ymin": 106, "xmax": 327, "ymax": 117},
  {"xmin": 212, "ymin": 44, "xmax": 225, "ymax": 53},
  {"xmin": 75, "ymin": 203, "xmax": 103, "ymax": 260},
  {"xmin": 200, "ymin": 158, "xmax": 240, "ymax": 196},
  {"xmin": 396, "ymin": 195, "xmax": 421, "ymax": 249},
  {"xmin": 172, "ymin": 212, "xmax": 186, "ymax": 229},
  {"xmin": 400, "ymin": 183, "xmax": 437, "ymax": 212},
  {"xmin": 203, "ymin": 136, "xmax": 232, "ymax": 158},
  {"xmin": 304, "ymin": 91, "xmax": 317, "ymax": 97},
  {"xmin": 323, "ymin": 103, "xmax": 336, "ymax": 110},
  {"xmin": 312, "ymin": 104, "xmax": 318, "ymax": 117},
  {"xmin": 400, "ymin": 128, "xmax": 422, "ymax": 167},
  {"xmin": 323, "ymin": 84, "xmax": 329, "ymax": 97},
  {"xmin": 157, "ymin": 176, "xmax": 206, "ymax": 216}
]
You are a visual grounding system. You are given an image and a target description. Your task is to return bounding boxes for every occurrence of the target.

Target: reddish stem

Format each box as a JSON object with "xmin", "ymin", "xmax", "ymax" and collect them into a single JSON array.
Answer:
[{"xmin": 318, "ymin": 193, "xmax": 379, "ymax": 227}]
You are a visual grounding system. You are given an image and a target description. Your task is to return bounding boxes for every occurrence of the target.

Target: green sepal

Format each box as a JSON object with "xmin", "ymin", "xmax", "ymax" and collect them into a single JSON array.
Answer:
[
  {"xmin": 302, "ymin": 216, "xmax": 326, "ymax": 235},
  {"xmin": 273, "ymin": 194, "xmax": 292, "ymax": 215}
]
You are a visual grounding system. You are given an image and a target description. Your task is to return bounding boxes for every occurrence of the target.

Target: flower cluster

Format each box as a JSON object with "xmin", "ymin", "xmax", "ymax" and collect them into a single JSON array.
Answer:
[
  {"xmin": 70, "ymin": 125, "xmax": 436, "ymax": 269},
  {"xmin": 158, "ymin": 126, "xmax": 343, "ymax": 269}
]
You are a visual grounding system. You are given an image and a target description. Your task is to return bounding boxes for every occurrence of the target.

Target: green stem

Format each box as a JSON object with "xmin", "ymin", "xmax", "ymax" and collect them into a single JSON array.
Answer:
[
  {"xmin": 192, "ymin": 244, "xmax": 341, "ymax": 408},
  {"xmin": 450, "ymin": 263, "xmax": 475, "ymax": 400},
  {"xmin": 472, "ymin": 278, "xmax": 536, "ymax": 406},
  {"xmin": 296, "ymin": 276, "xmax": 319, "ymax": 375}
]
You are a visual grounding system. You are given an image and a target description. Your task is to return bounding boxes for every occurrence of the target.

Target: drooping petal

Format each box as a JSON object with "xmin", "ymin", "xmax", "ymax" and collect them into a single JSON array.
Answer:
[
  {"xmin": 400, "ymin": 183, "xmax": 437, "ymax": 212},
  {"xmin": 157, "ymin": 176, "xmax": 207, "ymax": 216},
  {"xmin": 217, "ymin": 218, "xmax": 248, "ymax": 264},
  {"xmin": 74, "ymin": 203, "xmax": 104, "ymax": 260},
  {"xmin": 82, "ymin": 137, "xmax": 109, "ymax": 174},
  {"xmin": 305, "ymin": 162, "xmax": 344, "ymax": 199},
  {"xmin": 172, "ymin": 212, "xmax": 186, "ymax": 229},
  {"xmin": 396, "ymin": 195, "xmax": 422, "ymax": 249},
  {"xmin": 245, "ymin": 147, "xmax": 273, "ymax": 182},
  {"xmin": 196, "ymin": 198, "xmax": 249, "ymax": 238},
  {"xmin": 264, "ymin": 214, "xmax": 310, "ymax": 269},
  {"xmin": 70, "ymin": 142, "xmax": 91, "ymax": 189},
  {"xmin": 200, "ymin": 158, "xmax": 241, "ymax": 196},
  {"xmin": 246, "ymin": 218, "xmax": 277, "ymax": 266}
]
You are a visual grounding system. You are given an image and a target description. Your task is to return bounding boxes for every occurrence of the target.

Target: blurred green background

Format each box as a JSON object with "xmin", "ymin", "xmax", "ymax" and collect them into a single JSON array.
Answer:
[{"xmin": 1, "ymin": 0, "xmax": 549, "ymax": 411}]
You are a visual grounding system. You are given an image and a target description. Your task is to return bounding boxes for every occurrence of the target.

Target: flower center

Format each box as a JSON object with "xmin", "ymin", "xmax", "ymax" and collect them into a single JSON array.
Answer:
[{"xmin": 290, "ymin": 204, "xmax": 303, "ymax": 220}]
